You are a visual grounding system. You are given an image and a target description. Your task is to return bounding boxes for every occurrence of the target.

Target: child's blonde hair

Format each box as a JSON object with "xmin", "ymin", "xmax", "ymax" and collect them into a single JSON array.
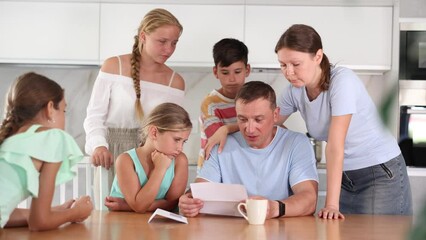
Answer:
[
  {"xmin": 139, "ymin": 102, "xmax": 191, "ymax": 146},
  {"xmin": 131, "ymin": 8, "xmax": 183, "ymax": 121}
]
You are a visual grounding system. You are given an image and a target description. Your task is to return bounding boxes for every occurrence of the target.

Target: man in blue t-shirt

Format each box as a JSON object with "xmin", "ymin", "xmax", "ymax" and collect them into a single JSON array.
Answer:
[{"xmin": 179, "ymin": 81, "xmax": 318, "ymax": 219}]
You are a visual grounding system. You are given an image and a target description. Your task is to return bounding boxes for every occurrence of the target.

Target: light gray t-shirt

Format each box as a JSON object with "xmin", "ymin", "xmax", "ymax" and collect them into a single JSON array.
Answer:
[
  {"xmin": 198, "ymin": 127, "xmax": 318, "ymax": 200},
  {"xmin": 278, "ymin": 66, "xmax": 400, "ymax": 170}
]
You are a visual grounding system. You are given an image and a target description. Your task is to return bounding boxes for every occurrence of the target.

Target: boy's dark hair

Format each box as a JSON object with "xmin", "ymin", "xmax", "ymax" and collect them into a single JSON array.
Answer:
[
  {"xmin": 235, "ymin": 81, "xmax": 276, "ymax": 110},
  {"xmin": 213, "ymin": 38, "xmax": 248, "ymax": 67}
]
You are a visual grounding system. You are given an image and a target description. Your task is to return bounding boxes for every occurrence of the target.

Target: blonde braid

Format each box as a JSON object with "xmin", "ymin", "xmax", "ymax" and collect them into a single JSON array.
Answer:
[
  {"xmin": 131, "ymin": 8, "xmax": 182, "ymax": 122},
  {"xmin": 131, "ymin": 35, "xmax": 144, "ymax": 122}
]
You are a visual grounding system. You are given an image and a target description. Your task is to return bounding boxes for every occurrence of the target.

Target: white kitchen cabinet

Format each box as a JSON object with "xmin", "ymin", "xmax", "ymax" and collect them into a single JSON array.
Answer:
[
  {"xmin": 245, "ymin": 6, "xmax": 393, "ymax": 71},
  {"xmin": 0, "ymin": 1, "xmax": 100, "ymax": 64},
  {"xmin": 245, "ymin": 0, "xmax": 394, "ymax": 6},
  {"xmin": 100, "ymin": 4, "xmax": 244, "ymax": 66}
]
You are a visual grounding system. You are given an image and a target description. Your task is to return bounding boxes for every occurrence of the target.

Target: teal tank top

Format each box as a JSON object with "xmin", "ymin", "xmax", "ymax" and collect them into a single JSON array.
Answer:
[{"xmin": 110, "ymin": 148, "xmax": 175, "ymax": 200}]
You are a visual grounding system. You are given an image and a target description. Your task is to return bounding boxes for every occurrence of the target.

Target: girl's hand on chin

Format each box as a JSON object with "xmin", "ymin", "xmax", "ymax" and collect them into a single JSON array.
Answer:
[{"xmin": 151, "ymin": 150, "xmax": 172, "ymax": 170}]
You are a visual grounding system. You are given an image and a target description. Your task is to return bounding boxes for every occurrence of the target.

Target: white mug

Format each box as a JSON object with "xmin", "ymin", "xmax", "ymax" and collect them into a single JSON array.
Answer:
[{"xmin": 237, "ymin": 199, "xmax": 268, "ymax": 225}]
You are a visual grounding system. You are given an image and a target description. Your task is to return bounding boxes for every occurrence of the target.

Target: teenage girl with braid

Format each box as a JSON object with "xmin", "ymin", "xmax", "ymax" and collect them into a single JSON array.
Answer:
[
  {"xmin": 0, "ymin": 72, "xmax": 92, "ymax": 230},
  {"xmin": 83, "ymin": 8, "xmax": 185, "ymax": 207}
]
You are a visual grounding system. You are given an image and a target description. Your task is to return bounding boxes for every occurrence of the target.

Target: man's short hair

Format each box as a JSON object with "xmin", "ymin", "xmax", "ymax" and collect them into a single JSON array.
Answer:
[
  {"xmin": 235, "ymin": 81, "xmax": 276, "ymax": 110},
  {"xmin": 213, "ymin": 38, "xmax": 248, "ymax": 67}
]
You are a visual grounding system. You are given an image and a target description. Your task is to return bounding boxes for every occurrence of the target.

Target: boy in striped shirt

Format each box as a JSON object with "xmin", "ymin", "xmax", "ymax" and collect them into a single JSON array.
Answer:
[{"xmin": 198, "ymin": 38, "xmax": 251, "ymax": 172}]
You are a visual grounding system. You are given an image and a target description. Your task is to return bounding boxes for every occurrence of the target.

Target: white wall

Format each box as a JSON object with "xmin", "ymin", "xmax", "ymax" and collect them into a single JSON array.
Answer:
[{"xmin": 400, "ymin": 0, "xmax": 426, "ymax": 17}]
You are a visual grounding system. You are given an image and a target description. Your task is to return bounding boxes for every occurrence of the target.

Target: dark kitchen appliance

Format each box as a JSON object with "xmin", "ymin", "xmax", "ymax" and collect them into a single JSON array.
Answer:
[
  {"xmin": 399, "ymin": 21, "xmax": 426, "ymax": 166},
  {"xmin": 399, "ymin": 105, "xmax": 426, "ymax": 166},
  {"xmin": 399, "ymin": 21, "xmax": 426, "ymax": 80}
]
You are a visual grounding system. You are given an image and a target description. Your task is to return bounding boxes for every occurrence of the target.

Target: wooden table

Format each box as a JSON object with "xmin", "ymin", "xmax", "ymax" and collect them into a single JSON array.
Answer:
[{"xmin": 0, "ymin": 211, "xmax": 413, "ymax": 240}]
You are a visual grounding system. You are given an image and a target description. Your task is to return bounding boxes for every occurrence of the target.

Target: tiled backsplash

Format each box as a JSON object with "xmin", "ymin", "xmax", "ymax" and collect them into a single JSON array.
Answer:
[{"xmin": 0, "ymin": 65, "xmax": 386, "ymax": 165}]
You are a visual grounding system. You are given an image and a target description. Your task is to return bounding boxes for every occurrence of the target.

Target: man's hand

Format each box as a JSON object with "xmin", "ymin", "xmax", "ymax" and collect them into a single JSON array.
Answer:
[{"xmin": 178, "ymin": 192, "xmax": 204, "ymax": 217}]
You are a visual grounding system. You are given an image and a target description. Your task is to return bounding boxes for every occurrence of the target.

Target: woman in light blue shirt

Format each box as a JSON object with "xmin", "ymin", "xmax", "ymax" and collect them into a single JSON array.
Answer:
[{"xmin": 275, "ymin": 24, "xmax": 412, "ymax": 219}]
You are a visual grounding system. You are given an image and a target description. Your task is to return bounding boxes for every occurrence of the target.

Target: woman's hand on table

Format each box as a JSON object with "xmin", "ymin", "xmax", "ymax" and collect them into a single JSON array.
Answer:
[{"xmin": 318, "ymin": 206, "xmax": 345, "ymax": 219}]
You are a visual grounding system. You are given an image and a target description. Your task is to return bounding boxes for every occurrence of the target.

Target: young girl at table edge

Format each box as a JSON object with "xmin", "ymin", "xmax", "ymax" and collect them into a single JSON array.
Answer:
[
  {"xmin": 0, "ymin": 72, "xmax": 93, "ymax": 231},
  {"xmin": 105, "ymin": 102, "xmax": 192, "ymax": 213}
]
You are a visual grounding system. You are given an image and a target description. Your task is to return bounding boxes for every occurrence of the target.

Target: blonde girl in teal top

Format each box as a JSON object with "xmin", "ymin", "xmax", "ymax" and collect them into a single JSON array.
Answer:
[
  {"xmin": 105, "ymin": 103, "xmax": 192, "ymax": 213},
  {"xmin": 110, "ymin": 148, "xmax": 175, "ymax": 200},
  {"xmin": 0, "ymin": 72, "xmax": 93, "ymax": 230}
]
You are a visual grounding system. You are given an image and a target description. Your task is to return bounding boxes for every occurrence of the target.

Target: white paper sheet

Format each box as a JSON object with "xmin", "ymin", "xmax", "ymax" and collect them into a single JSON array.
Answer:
[
  {"xmin": 190, "ymin": 182, "xmax": 248, "ymax": 217},
  {"xmin": 148, "ymin": 208, "xmax": 188, "ymax": 224}
]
